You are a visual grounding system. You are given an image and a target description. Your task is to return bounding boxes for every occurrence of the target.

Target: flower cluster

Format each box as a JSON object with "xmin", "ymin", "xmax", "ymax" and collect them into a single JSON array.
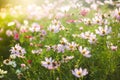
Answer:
[
  {"xmin": 48, "ymin": 19, "xmax": 65, "ymax": 33},
  {"xmin": 10, "ymin": 44, "xmax": 26, "ymax": 58}
]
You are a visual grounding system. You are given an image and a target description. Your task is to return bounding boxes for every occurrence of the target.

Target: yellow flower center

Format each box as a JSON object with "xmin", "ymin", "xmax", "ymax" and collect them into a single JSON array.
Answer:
[
  {"xmin": 82, "ymin": 50, "xmax": 86, "ymax": 54},
  {"xmin": 47, "ymin": 62, "xmax": 50, "ymax": 65},
  {"xmin": 102, "ymin": 30, "xmax": 105, "ymax": 34},
  {"xmin": 69, "ymin": 45, "xmax": 73, "ymax": 49},
  {"xmin": 77, "ymin": 71, "xmax": 81, "ymax": 76}
]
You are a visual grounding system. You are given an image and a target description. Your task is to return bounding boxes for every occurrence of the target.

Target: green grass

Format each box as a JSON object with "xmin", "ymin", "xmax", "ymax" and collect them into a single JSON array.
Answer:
[{"xmin": 0, "ymin": 2, "xmax": 120, "ymax": 80}]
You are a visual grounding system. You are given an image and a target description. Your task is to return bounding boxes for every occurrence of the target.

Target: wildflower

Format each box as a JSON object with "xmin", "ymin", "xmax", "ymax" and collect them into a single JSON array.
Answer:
[
  {"xmin": 92, "ymin": 16, "xmax": 102, "ymax": 25},
  {"xmin": 3, "ymin": 59, "xmax": 11, "ymax": 65},
  {"xmin": 92, "ymin": 15, "xmax": 108, "ymax": 25},
  {"xmin": 60, "ymin": 6, "xmax": 70, "ymax": 13},
  {"xmin": 114, "ymin": 8, "xmax": 120, "ymax": 21},
  {"xmin": 10, "ymin": 44, "xmax": 26, "ymax": 56},
  {"xmin": 21, "ymin": 64, "xmax": 28, "ymax": 70},
  {"xmin": 41, "ymin": 30, "xmax": 47, "ymax": 36},
  {"xmin": 80, "ymin": 8, "xmax": 89, "ymax": 16},
  {"xmin": 0, "ymin": 69, "xmax": 7, "ymax": 78},
  {"xmin": 10, "ymin": 54, "xmax": 16, "ymax": 59},
  {"xmin": 6, "ymin": 30, "xmax": 13, "ymax": 37},
  {"xmin": 90, "ymin": 3, "xmax": 98, "ymax": 10},
  {"xmin": 83, "ymin": 18, "xmax": 92, "ymax": 25},
  {"xmin": 14, "ymin": 33, "xmax": 19, "ymax": 40},
  {"xmin": 20, "ymin": 26, "xmax": 28, "ymax": 33},
  {"xmin": 56, "ymin": 44, "xmax": 65, "ymax": 53},
  {"xmin": 95, "ymin": 25, "xmax": 112, "ymax": 36},
  {"xmin": 88, "ymin": 34, "xmax": 97, "ymax": 44},
  {"xmin": 45, "ymin": 45, "xmax": 52, "ymax": 51},
  {"xmin": 9, "ymin": 61, "xmax": 17, "ymax": 67},
  {"xmin": 41, "ymin": 57, "xmax": 54, "ymax": 69},
  {"xmin": 66, "ymin": 42, "xmax": 78, "ymax": 51},
  {"xmin": 31, "ymin": 49, "xmax": 42, "ymax": 55},
  {"xmin": 78, "ymin": 46, "xmax": 91, "ymax": 58},
  {"xmin": 41, "ymin": 57, "xmax": 60, "ymax": 70},
  {"xmin": 29, "ymin": 23, "xmax": 41, "ymax": 32},
  {"xmin": 62, "ymin": 55, "xmax": 74, "ymax": 63},
  {"xmin": 60, "ymin": 37, "xmax": 69, "ymax": 45},
  {"xmin": 8, "ymin": 22, "xmax": 15, "ymax": 26},
  {"xmin": 72, "ymin": 34, "xmax": 79, "ymax": 38},
  {"xmin": 16, "ymin": 69, "xmax": 23, "ymax": 79},
  {"xmin": 110, "ymin": 45, "xmax": 117, "ymax": 51},
  {"xmin": 79, "ymin": 27, "xmax": 83, "ymax": 31},
  {"xmin": 66, "ymin": 19, "xmax": 75, "ymax": 24},
  {"xmin": 72, "ymin": 67, "xmax": 88, "ymax": 78},
  {"xmin": 21, "ymin": 64, "xmax": 26, "ymax": 68},
  {"xmin": 80, "ymin": 31, "xmax": 92, "ymax": 39},
  {"xmin": 48, "ymin": 24, "xmax": 60, "ymax": 33}
]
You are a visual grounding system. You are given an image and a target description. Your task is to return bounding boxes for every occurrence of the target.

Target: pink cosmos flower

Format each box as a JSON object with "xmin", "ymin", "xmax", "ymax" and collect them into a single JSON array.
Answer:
[
  {"xmin": 110, "ymin": 45, "xmax": 117, "ymax": 51},
  {"xmin": 114, "ymin": 8, "xmax": 120, "ymax": 21},
  {"xmin": 80, "ymin": 8, "xmax": 89, "ymax": 16},
  {"xmin": 21, "ymin": 64, "xmax": 26, "ymax": 68},
  {"xmin": 66, "ymin": 19, "xmax": 75, "ymax": 24},
  {"xmin": 14, "ymin": 33, "xmax": 19, "ymax": 40}
]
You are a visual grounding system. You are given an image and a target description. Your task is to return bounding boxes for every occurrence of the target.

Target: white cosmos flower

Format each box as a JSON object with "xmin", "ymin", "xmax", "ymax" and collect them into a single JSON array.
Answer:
[
  {"xmin": 60, "ymin": 37, "xmax": 69, "ymax": 45},
  {"xmin": 6, "ymin": 30, "xmax": 13, "ymax": 37},
  {"xmin": 92, "ymin": 15, "xmax": 109, "ymax": 25},
  {"xmin": 92, "ymin": 16, "xmax": 102, "ymax": 25},
  {"xmin": 90, "ymin": 3, "xmax": 98, "ymax": 10},
  {"xmin": 41, "ymin": 57, "xmax": 60, "ymax": 70},
  {"xmin": 41, "ymin": 57, "xmax": 54, "ymax": 69},
  {"xmin": 62, "ymin": 55, "xmax": 74, "ymax": 63},
  {"xmin": 88, "ymin": 34, "xmax": 97, "ymax": 44},
  {"xmin": 10, "ymin": 54, "xmax": 16, "ymax": 59},
  {"xmin": 0, "ymin": 69, "xmax": 7, "ymax": 78},
  {"xmin": 72, "ymin": 67, "xmax": 88, "ymax": 78},
  {"xmin": 80, "ymin": 31, "xmax": 97, "ymax": 44},
  {"xmin": 78, "ymin": 46, "xmax": 91, "ymax": 58},
  {"xmin": 80, "ymin": 31, "xmax": 92, "ymax": 39},
  {"xmin": 3, "ymin": 59, "xmax": 11, "ymax": 65},
  {"xmin": 66, "ymin": 42, "xmax": 78, "ymax": 51},
  {"xmin": 95, "ymin": 25, "xmax": 112, "ymax": 36},
  {"xmin": 56, "ymin": 44, "xmax": 65, "ymax": 53},
  {"xmin": 48, "ymin": 24, "xmax": 60, "ymax": 33},
  {"xmin": 83, "ymin": 18, "xmax": 92, "ymax": 25},
  {"xmin": 60, "ymin": 6, "xmax": 70, "ymax": 13},
  {"xmin": 29, "ymin": 23, "xmax": 41, "ymax": 32},
  {"xmin": 0, "ymin": 69, "xmax": 7, "ymax": 74},
  {"xmin": 31, "ymin": 49, "xmax": 42, "ymax": 55},
  {"xmin": 9, "ymin": 61, "xmax": 17, "ymax": 67}
]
